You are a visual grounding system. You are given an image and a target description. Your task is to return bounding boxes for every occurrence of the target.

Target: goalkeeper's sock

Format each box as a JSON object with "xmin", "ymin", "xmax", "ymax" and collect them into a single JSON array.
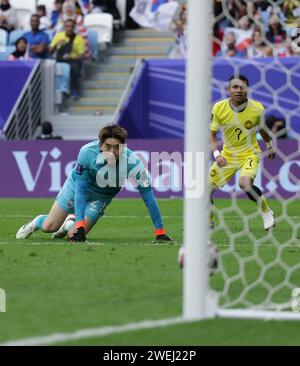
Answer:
[
  {"xmin": 65, "ymin": 219, "xmax": 75, "ymax": 232},
  {"xmin": 35, "ymin": 215, "xmax": 48, "ymax": 231},
  {"xmin": 246, "ymin": 185, "xmax": 270, "ymax": 213}
]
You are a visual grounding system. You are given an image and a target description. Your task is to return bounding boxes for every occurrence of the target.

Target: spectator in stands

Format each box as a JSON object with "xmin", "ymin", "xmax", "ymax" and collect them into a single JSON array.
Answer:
[
  {"xmin": 226, "ymin": 0, "xmax": 247, "ymax": 26},
  {"xmin": 266, "ymin": 14, "xmax": 287, "ymax": 44},
  {"xmin": 265, "ymin": 115, "xmax": 288, "ymax": 138},
  {"xmin": 247, "ymin": 0, "xmax": 274, "ymax": 23},
  {"xmin": 0, "ymin": 0, "xmax": 17, "ymax": 32},
  {"xmin": 36, "ymin": 121, "xmax": 62, "ymax": 140},
  {"xmin": 37, "ymin": 5, "xmax": 51, "ymax": 31},
  {"xmin": 223, "ymin": 16, "xmax": 253, "ymax": 54},
  {"xmin": 217, "ymin": 31, "xmax": 246, "ymax": 57},
  {"xmin": 283, "ymin": 0, "xmax": 300, "ymax": 28},
  {"xmin": 8, "ymin": 37, "xmax": 30, "ymax": 60},
  {"xmin": 266, "ymin": 14, "xmax": 288, "ymax": 57},
  {"xmin": 55, "ymin": 0, "xmax": 92, "ymax": 59},
  {"xmin": 23, "ymin": 15, "xmax": 50, "ymax": 59},
  {"xmin": 213, "ymin": 22, "xmax": 223, "ymax": 57},
  {"xmin": 50, "ymin": 19, "xmax": 85, "ymax": 99},
  {"xmin": 238, "ymin": 15, "xmax": 252, "ymax": 31},
  {"xmin": 214, "ymin": 0, "xmax": 227, "ymax": 30},
  {"xmin": 251, "ymin": 0, "xmax": 272, "ymax": 13},
  {"xmin": 287, "ymin": 26, "xmax": 300, "ymax": 55},
  {"xmin": 51, "ymin": 0, "xmax": 64, "ymax": 29},
  {"xmin": 217, "ymin": 42, "xmax": 247, "ymax": 58},
  {"xmin": 74, "ymin": 0, "xmax": 91, "ymax": 15},
  {"xmin": 247, "ymin": 28, "xmax": 272, "ymax": 57},
  {"xmin": 91, "ymin": 0, "xmax": 121, "ymax": 20},
  {"xmin": 169, "ymin": 4, "xmax": 187, "ymax": 59}
]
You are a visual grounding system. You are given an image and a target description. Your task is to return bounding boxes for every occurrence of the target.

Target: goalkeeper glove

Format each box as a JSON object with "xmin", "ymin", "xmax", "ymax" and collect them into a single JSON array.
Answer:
[
  {"xmin": 155, "ymin": 229, "xmax": 173, "ymax": 242},
  {"xmin": 69, "ymin": 226, "xmax": 87, "ymax": 243}
]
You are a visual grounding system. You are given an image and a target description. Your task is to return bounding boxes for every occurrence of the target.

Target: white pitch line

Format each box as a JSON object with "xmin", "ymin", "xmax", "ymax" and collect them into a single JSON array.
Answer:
[
  {"xmin": 0, "ymin": 215, "xmax": 182, "ymax": 219},
  {"xmin": 0, "ymin": 241, "xmax": 178, "ymax": 247},
  {"xmin": 0, "ymin": 317, "xmax": 185, "ymax": 346},
  {"xmin": 1, "ymin": 241, "xmax": 300, "ymax": 248},
  {"xmin": 1, "ymin": 215, "xmax": 299, "ymax": 219}
]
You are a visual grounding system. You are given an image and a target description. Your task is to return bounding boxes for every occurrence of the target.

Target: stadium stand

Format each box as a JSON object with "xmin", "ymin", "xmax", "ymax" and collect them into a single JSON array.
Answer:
[
  {"xmin": 3, "ymin": 0, "xmax": 299, "ymax": 140},
  {"xmin": 63, "ymin": 27, "xmax": 173, "ymax": 118},
  {"xmin": 10, "ymin": 0, "xmax": 35, "ymax": 30}
]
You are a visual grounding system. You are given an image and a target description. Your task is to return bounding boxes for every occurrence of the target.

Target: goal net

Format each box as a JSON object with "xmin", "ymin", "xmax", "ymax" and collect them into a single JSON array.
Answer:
[
  {"xmin": 184, "ymin": 0, "xmax": 300, "ymax": 320},
  {"xmin": 208, "ymin": 0, "xmax": 300, "ymax": 319}
]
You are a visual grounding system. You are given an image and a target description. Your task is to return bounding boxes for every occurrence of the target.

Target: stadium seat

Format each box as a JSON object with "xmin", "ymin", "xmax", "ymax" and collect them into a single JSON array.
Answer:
[
  {"xmin": 10, "ymin": 0, "xmax": 35, "ymax": 12},
  {"xmin": 0, "ymin": 29, "xmax": 8, "ymax": 50},
  {"xmin": 84, "ymin": 13, "xmax": 113, "ymax": 44},
  {"xmin": 45, "ymin": 29, "xmax": 54, "ymax": 42},
  {"xmin": 87, "ymin": 29, "xmax": 99, "ymax": 60},
  {"xmin": 0, "ymin": 46, "xmax": 16, "ymax": 60},
  {"xmin": 8, "ymin": 30, "xmax": 25, "ymax": 46},
  {"xmin": 10, "ymin": 0, "xmax": 36, "ymax": 30}
]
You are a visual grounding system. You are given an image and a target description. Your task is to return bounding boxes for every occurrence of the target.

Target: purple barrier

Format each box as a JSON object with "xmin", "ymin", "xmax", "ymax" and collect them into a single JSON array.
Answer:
[
  {"xmin": 0, "ymin": 60, "xmax": 39, "ymax": 129},
  {"xmin": 0, "ymin": 140, "xmax": 299, "ymax": 199},
  {"xmin": 118, "ymin": 58, "xmax": 300, "ymax": 138}
]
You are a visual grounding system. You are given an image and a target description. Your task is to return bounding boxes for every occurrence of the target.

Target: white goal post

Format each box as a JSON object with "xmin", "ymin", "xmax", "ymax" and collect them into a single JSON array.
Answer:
[
  {"xmin": 183, "ymin": 0, "xmax": 216, "ymax": 320},
  {"xmin": 183, "ymin": 0, "xmax": 300, "ymax": 321}
]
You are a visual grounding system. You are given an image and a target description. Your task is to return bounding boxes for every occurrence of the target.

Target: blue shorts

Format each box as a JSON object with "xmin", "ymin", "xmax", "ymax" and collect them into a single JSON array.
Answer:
[{"xmin": 56, "ymin": 180, "xmax": 111, "ymax": 222}]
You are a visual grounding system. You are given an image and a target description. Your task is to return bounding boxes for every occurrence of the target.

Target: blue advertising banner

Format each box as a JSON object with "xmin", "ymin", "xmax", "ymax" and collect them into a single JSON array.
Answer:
[
  {"xmin": 118, "ymin": 57, "xmax": 300, "ymax": 139},
  {"xmin": 0, "ymin": 60, "xmax": 38, "ymax": 129}
]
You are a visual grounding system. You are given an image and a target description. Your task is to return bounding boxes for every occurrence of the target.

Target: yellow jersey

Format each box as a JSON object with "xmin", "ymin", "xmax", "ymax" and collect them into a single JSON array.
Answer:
[
  {"xmin": 210, "ymin": 98, "xmax": 264, "ymax": 158},
  {"xmin": 50, "ymin": 32, "xmax": 86, "ymax": 59}
]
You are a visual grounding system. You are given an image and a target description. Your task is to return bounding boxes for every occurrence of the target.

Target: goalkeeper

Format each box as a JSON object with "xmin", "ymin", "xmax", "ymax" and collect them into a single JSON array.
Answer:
[
  {"xmin": 210, "ymin": 75, "xmax": 276, "ymax": 230},
  {"xmin": 16, "ymin": 124, "xmax": 172, "ymax": 242}
]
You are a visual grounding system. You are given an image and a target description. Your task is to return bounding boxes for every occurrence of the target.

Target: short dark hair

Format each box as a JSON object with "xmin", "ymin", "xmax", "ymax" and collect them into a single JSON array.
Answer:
[
  {"xmin": 41, "ymin": 121, "xmax": 53, "ymax": 135},
  {"xmin": 99, "ymin": 124, "xmax": 128, "ymax": 144},
  {"xmin": 265, "ymin": 114, "xmax": 286, "ymax": 128},
  {"xmin": 64, "ymin": 18, "xmax": 76, "ymax": 26},
  {"xmin": 31, "ymin": 14, "xmax": 40, "ymax": 21},
  {"xmin": 37, "ymin": 5, "xmax": 46, "ymax": 15},
  {"xmin": 228, "ymin": 74, "xmax": 249, "ymax": 86},
  {"xmin": 265, "ymin": 114, "xmax": 287, "ymax": 138},
  {"xmin": 16, "ymin": 37, "xmax": 27, "ymax": 47}
]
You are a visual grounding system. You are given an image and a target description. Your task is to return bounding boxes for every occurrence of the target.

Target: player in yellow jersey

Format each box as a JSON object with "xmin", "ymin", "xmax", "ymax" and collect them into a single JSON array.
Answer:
[{"xmin": 209, "ymin": 75, "xmax": 276, "ymax": 230}]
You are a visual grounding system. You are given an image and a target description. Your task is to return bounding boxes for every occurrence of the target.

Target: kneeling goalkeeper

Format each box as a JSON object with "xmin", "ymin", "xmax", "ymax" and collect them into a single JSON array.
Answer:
[{"xmin": 16, "ymin": 124, "xmax": 172, "ymax": 243}]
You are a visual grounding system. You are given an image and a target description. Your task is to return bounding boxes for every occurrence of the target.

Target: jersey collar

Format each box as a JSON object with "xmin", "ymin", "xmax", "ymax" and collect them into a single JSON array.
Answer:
[{"xmin": 229, "ymin": 99, "xmax": 248, "ymax": 113}]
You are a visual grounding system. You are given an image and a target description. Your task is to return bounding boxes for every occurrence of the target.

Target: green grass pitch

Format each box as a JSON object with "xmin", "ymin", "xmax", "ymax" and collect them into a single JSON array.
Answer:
[{"xmin": 0, "ymin": 198, "xmax": 300, "ymax": 345}]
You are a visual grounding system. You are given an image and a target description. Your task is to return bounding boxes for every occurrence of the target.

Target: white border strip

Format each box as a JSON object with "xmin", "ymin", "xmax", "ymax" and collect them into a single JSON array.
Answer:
[
  {"xmin": 0, "ymin": 317, "xmax": 185, "ymax": 346},
  {"xmin": 218, "ymin": 309, "xmax": 300, "ymax": 321}
]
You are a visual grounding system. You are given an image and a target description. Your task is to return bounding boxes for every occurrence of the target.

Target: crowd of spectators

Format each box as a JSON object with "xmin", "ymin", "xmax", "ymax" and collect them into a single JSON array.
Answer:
[
  {"xmin": 169, "ymin": 0, "xmax": 300, "ymax": 59},
  {"xmin": 213, "ymin": 0, "xmax": 300, "ymax": 58},
  {"xmin": 0, "ymin": 0, "xmax": 124, "ymax": 99},
  {"xmin": 0, "ymin": 0, "xmax": 16, "ymax": 32}
]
